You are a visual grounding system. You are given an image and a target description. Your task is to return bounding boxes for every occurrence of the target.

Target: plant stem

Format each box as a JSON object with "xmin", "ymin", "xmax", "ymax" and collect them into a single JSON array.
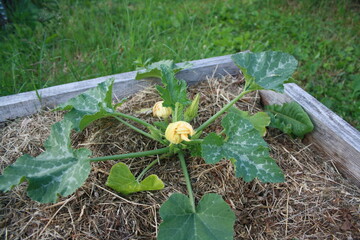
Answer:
[
  {"xmin": 90, "ymin": 147, "xmax": 170, "ymax": 162},
  {"xmin": 113, "ymin": 116, "xmax": 155, "ymax": 141},
  {"xmin": 178, "ymin": 150, "xmax": 196, "ymax": 212},
  {"xmin": 136, "ymin": 158, "xmax": 159, "ymax": 181},
  {"xmin": 195, "ymin": 89, "xmax": 252, "ymax": 134},
  {"xmin": 112, "ymin": 112, "xmax": 153, "ymax": 128},
  {"xmin": 173, "ymin": 103, "xmax": 179, "ymax": 122},
  {"xmin": 184, "ymin": 139, "xmax": 203, "ymax": 145}
]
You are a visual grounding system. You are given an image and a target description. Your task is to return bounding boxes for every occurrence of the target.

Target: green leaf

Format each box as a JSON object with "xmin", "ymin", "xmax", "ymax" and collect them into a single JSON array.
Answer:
[
  {"xmin": 188, "ymin": 143, "xmax": 202, "ymax": 157},
  {"xmin": 229, "ymin": 107, "xmax": 270, "ymax": 136},
  {"xmin": 136, "ymin": 60, "xmax": 191, "ymax": 109},
  {"xmin": 55, "ymin": 79, "xmax": 115, "ymax": 131},
  {"xmin": 158, "ymin": 193, "xmax": 235, "ymax": 240},
  {"xmin": 135, "ymin": 60, "xmax": 191, "ymax": 80},
  {"xmin": 232, "ymin": 51, "xmax": 298, "ymax": 92},
  {"xmin": 156, "ymin": 65, "xmax": 190, "ymax": 109},
  {"xmin": 0, "ymin": 120, "xmax": 92, "ymax": 203},
  {"xmin": 201, "ymin": 113, "xmax": 284, "ymax": 182},
  {"xmin": 105, "ymin": 162, "xmax": 164, "ymax": 195},
  {"xmin": 265, "ymin": 102, "xmax": 314, "ymax": 138},
  {"xmin": 156, "ymin": 65, "xmax": 190, "ymax": 110}
]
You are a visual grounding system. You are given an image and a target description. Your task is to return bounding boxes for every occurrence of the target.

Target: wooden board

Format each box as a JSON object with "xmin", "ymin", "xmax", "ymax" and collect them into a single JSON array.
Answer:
[
  {"xmin": 0, "ymin": 54, "xmax": 239, "ymax": 122},
  {"xmin": 260, "ymin": 85, "xmax": 360, "ymax": 187},
  {"xmin": 1, "ymin": 53, "xmax": 359, "ymax": 187}
]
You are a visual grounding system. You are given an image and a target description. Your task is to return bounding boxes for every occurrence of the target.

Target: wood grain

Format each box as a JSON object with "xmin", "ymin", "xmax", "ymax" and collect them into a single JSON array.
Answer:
[{"xmin": 260, "ymin": 84, "xmax": 360, "ymax": 187}]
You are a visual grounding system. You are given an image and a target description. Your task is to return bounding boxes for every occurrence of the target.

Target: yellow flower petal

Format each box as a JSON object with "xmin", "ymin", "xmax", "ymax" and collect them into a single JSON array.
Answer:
[
  {"xmin": 165, "ymin": 121, "xmax": 194, "ymax": 144},
  {"xmin": 153, "ymin": 101, "xmax": 172, "ymax": 119}
]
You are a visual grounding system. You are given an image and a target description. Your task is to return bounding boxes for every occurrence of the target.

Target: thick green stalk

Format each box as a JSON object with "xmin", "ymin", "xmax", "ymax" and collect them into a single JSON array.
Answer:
[
  {"xmin": 173, "ymin": 103, "xmax": 179, "ymax": 122},
  {"xmin": 113, "ymin": 116, "xmax": 155, "ymax": 141},
  {"xmin": 112, "ymin": 112, "xmax": 153, "ymax": 128},
  {"xmin": 90, "ymin": 147, "xmax": 170, "ymax": 162},
  {"xmin": 136, "ymin": 158, "xmax": 159, "ymax": 181},
  {"xmin": 178, "ymin": 150, "xmax": 196, "ymax": 213},
  {"xmin": 195, "ymin": 89, "xmax": 252, "ymax": 134}
]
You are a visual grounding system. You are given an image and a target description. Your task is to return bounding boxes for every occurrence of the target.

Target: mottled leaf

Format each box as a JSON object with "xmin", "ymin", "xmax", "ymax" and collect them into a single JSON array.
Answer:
[
  {"xmin": 229, "ymin": 107, "xmax": 270, "ymax": 136},
  {"xmin": 55, "ymin": 79, "xmax": 115, "ymax": 131},
  {"xmin": 158, "ymin": 193, "xmax": 235, "ymax": 240},
  {"xmin": 135, "ymin": 60, "xmax": 191, "ymax": 80},
  {"xmin": 106, "ymin": 162, "xmax": 164, "ymax": 195},
  {"xmin": 265, "ymin": 102, "xmax": 314, "ymax": 138},
  {"xmin": 232, "ymin": 51, "xmax": 298, "ymax": 92},
  {"xmin": 201, "ymin": 113, "xmax": 284, "ymax": 182},
  {"xmin": 0, "ymin": 120, "xmax": 92, "ymax": 203}
]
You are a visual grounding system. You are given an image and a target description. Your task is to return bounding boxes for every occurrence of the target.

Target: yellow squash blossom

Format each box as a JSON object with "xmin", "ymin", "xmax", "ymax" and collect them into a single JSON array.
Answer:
[
  {"xmin": 165, "ymin": 121, "xmax": 195, "ymax": 144},
  {"xmin": 152, "ymin": 101, "xmax": 172, "ymax": 119}
]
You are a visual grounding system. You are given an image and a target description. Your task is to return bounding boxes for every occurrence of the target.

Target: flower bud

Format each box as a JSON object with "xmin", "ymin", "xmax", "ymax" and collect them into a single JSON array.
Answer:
[
  {"xmin": 184, "ymin": 94, "xmax": 200, "ymax": 122},
  {"xmin": 165, "ymin": 121, "xmax": 195, "ymax": 144},
  {"xmin": 152, "ymin": 101, "xmax": 172, "ymax": 119}
]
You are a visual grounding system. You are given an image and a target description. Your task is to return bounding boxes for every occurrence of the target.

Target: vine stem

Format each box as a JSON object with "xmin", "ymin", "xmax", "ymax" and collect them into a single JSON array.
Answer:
[
  {"xmin": 173, "ymin": 103, "xmax": 179, "ymax": 122},
  {"xmin": 113, "ymin": 116, "xmax": 155, "ymax": 141},
  {"xmin": 90, "ymin": 147, "xmax": 170, "ymax": 162},
  {"xmin": 136, "ymin": 158, "xmax": 159, "ymax": 182},
  {"xmin": 178, "ymin": 150, "xmax": 196, "ymax": 213},
  {"xmin": 195, "ymin": 89, "xmax": 252, "ymax": 134},
  {"xmin": 111, "ymin": 112, "xmax": 153, "ymax": 128}
]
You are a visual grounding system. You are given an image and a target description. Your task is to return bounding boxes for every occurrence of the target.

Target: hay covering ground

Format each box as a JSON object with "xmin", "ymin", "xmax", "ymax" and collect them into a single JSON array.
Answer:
[{"xmin": 1, "ymin": 75, "xmax": 359, "ymax": 240}]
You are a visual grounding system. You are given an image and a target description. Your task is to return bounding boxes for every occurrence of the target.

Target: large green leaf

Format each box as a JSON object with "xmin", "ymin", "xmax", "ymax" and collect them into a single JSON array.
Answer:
[
  {"xmin": 229, "ymin": 107, "xmax": 270, "ymax": 136},
  {"xmin": 232, "ymin": 51, "xmax": 298, "ymax": 92},
  {"xmin": 135, "ymin": 60, "xmax": 191, "ymax": 80},
  {"xmin": 201, "ymin": 113, "xmax": 284, "ymax": 182},
  {"xmin": 106, "ymin": 162, "xmax": 164, "ymax": 195},
  {"xmin": 265, "ymin": 102, "xmax": 314, "ymax": 138},
  {"xmin": 55, "ymin": 79, "xmax": 115, "ymax": 131},
  {"xmin": 158, "ymin": 193, "xmax": 235, "ymax": 240},
  {"xmin": 0, "ymin": 120, "xmax": 92, "ymax": 203},
  {"xmin": 156, "ymin": 65, "xmax": 190, "ymax": 109}
]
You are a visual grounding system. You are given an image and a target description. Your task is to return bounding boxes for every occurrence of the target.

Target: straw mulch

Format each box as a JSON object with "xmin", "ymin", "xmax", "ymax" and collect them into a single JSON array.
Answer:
[{"xmin": 0, "ymin": 75, "xmax": 359, "ymax": 240}]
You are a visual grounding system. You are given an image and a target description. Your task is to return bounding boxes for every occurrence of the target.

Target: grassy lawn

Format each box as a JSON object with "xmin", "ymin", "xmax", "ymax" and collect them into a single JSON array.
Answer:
[{"xmin": 1, "ymin": 0, "xmax": 359, "ymax": 128}]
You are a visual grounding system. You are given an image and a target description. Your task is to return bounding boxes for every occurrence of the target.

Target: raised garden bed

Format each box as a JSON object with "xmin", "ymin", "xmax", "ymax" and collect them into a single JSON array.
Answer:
[{"xmin": 1, "ymin": 54, "xmax": 359, "ymax": 239}]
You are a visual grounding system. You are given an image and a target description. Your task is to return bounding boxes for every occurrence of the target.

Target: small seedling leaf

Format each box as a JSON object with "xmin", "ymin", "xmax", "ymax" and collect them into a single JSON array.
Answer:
[
  {"xmin": 201, "ymin": 112, "xmax": 284, "ymax": 182},
  {"xmin": 158, "ymin": 193, "xmax": 235, "ymax": 240},
  {"xmin": 0, "ymin": 120, "xmax": 92, "ymax": 203},
  {"xmin": 232, "ymin": 51, "xmax": 298, "ymax": 92},
  {"xmin": 55, "ymin": 79, "xmax": 115, "ymax": 131},
  {"xmin": 106, "ymin": 162, "xmax": 164, "ymax": 195},
  {"xmin": 265, "ymin": 102, "xmax": 314, "ymax": 138}
]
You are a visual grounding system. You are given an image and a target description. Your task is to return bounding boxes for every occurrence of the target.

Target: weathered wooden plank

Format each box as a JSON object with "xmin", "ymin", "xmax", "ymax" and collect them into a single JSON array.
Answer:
[
  {"xmin": 0, "ymin": 54, "xmax": 239, "ymax": 122},
  {"xmin": 260, "ymin": 84, "xmax": 360, "ymax": 187},
  {"xmin": 2, "ymin": 53, "xmax": 359, "ymax": 187}
]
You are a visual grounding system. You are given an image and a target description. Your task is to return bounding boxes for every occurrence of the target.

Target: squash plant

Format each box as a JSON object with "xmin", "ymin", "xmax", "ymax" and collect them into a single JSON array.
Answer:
[{"xmin": 0, "ymin": 51, "xmax": 313, "ymax": 239}]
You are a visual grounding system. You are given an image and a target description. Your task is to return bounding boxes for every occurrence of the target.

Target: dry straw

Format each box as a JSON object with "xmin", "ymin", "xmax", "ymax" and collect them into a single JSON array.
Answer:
[{"xmin": 1, "ymin": 75, "xmax": 359, "ymax": 239}]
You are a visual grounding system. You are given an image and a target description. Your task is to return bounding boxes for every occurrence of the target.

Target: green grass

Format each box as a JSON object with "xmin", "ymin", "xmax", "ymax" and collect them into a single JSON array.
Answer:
[{"xmin": 1, "ymin": 0, "xmax": 359, "ymax": 128}]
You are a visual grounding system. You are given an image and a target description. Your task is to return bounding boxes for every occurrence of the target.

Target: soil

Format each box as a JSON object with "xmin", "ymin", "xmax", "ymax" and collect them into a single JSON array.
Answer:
[{"xmin": 1, "ymin": 75, "xmax": 359, "ymax": 240}]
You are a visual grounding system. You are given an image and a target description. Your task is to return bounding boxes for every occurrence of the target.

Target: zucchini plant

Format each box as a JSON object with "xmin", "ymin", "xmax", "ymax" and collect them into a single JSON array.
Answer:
[{"xmin": 0, "ymin": 51, "xmax": 313, "ymax": 239}]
